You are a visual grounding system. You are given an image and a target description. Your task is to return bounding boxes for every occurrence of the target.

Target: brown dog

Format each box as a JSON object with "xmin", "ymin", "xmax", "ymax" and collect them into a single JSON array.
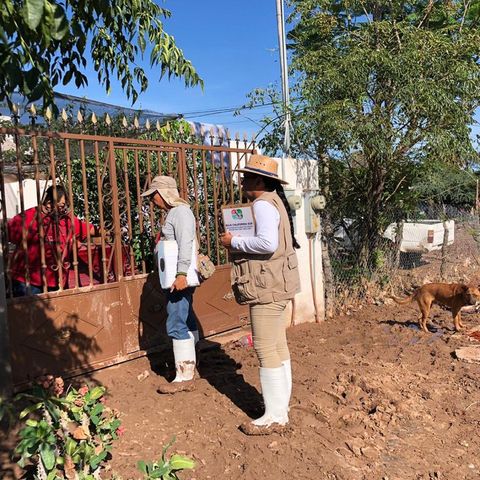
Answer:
[{"xmin": 392, "ymin": 283, "xmax": 480, "ymax": 332}]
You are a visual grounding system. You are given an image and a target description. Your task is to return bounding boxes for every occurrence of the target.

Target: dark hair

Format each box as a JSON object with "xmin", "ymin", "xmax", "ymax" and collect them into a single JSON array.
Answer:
[
  {"xmin": 263, "ymin": 177, "xmax": 300, "ymax": 249},
  {"xmin": 43, "ymin": 185, "xmax": 68, "ymax": 206}
]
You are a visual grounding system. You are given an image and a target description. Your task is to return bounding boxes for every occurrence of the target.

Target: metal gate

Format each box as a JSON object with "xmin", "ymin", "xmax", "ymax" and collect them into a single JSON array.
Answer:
[{"xmin": 0, "ymin": 125, "xmax": 254, "ymax": 387}]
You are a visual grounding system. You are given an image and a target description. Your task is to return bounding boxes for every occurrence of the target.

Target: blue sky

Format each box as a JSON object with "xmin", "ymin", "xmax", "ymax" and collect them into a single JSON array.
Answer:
[{"xmin": 59, "ymin": 1, "xmax": 285, "ymax": 138}]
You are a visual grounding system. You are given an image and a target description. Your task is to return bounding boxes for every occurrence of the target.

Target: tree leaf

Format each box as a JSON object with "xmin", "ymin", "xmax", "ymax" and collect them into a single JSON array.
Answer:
[
  {"xmin": 161, "ymin": 436, "xmax": 176, "ymax": 461},
  {"xmin": 22, "ymin": 0, "xmax": 44, "ymax": 30},
  {"xmin": 46, "ymin": 470, "xmax": 57, "ymax": 480},
  {"xmin": 72, "ymin": 425, "xmax": 88, "ymax": 440},
  {"xmin": 3, "ymin": 0, "xmax": 202, "ymax": 105},
  {"xmin": 65, "ymin": 438, "xmax": 77, "ymax": 457},
  {"xmin": 40, "ymin": 444, "xmax": 56, "ymax": 471},
  {"xmin": 64, "ymin": 455, "xmax": 76, "ymax": 480},
  {"xmin": 89, "ymin": 450, "xmax": 107, "ymax": 469},
  {"xmin": 169, "ymin": 455, "xmax": 195, "ymax": 471},
  {"xmin": 137, "ymin": 460, "xmax": 147, "ymax": 473},
  {"xmin": 19, "ymin": 402, "xmax": 43, "ymax": 419},
  {"xmin": 90, "ymin": 403, "xmax": 103, "ymax": 417},
  {"xmin": 51, "ymin": 4, "xmax": 69, "ymax": 40}
]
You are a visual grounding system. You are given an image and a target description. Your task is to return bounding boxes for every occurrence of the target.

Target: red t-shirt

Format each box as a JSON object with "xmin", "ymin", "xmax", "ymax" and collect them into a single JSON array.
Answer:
[{"xmin": 7, "ymin": 207, "xmax": 89, "ymax": 288}]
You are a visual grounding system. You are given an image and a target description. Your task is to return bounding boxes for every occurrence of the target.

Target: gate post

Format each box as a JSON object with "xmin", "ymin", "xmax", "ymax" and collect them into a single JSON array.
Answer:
[
  {"xmin": 177, "ymin": 147, "xmax": 188, "ymax": 200},
  {"xmin": 0, "ymin": 240, "xmax": 13, "ymax": 397}
]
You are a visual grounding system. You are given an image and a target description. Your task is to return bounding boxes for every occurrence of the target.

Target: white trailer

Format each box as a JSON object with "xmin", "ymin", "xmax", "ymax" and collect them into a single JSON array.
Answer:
[{"xmin": 383, "ymin": 219, "xmax": 455, "ymax": 253}]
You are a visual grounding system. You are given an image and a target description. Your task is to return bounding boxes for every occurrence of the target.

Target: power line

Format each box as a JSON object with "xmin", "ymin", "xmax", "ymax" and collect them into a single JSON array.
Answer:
[{"xmin": 181, "ymin": 102, "xmax": 276, "ymax": 119}]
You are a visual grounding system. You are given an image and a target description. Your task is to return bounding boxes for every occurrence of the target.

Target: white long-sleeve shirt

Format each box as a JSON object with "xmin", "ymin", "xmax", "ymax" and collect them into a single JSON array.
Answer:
[{"xmin": 230, "ymin": 200, "xmax": 280, "ymax": 254}]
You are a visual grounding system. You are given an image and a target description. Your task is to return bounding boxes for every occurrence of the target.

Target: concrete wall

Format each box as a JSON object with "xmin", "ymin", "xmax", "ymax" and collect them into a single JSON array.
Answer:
[
  {"xmin": 3, "ymin": 178, "xmax": 50, "ymax": 219},
  {"xmin": 280, "ymin": 156, "xmax": 324, "ymax": 325}
]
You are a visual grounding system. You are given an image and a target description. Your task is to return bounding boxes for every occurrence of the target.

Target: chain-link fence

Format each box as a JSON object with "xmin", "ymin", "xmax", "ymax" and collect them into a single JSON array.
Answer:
[{"xmin": 325, "ymin": 204, "xmax": 480, "ymax": 312}]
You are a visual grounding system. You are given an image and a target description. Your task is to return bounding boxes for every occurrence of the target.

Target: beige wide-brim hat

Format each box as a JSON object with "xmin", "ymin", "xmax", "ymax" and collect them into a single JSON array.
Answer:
[
  {"xmin": 141, "ymin": 175, "xmax": 189, "ymax": 207},
  {"xmin": 234, "ymin": 154, "xmax": 288, "ymax": 185}
]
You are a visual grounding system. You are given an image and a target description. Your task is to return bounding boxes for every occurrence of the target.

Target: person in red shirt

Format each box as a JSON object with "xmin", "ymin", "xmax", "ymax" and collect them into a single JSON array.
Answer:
[{"xmin": 7, "ymin": 185, "xmax": 96, "ymax": 296}]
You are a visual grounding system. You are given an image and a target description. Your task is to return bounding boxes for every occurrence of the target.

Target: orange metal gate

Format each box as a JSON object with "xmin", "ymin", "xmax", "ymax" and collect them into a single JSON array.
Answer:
[{"xmin": 0, "ymin": 126, "xmax": 253, "ymax": 387}]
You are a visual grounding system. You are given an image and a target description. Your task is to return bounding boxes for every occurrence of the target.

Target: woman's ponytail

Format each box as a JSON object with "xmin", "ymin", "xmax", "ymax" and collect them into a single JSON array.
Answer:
[{"xmin": 275, "ymin": 184, "xmax": 301, "ymax": 249}]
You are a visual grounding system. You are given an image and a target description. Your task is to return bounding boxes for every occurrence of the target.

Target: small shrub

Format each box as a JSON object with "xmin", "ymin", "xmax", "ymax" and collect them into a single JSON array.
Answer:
[
  {"xmin": 14, "ymin": 375, "xmax": 123, "ymax": 479},
  {"xmin": 137, "ymin": 436, "xmax": 195, "ymax": 480}
]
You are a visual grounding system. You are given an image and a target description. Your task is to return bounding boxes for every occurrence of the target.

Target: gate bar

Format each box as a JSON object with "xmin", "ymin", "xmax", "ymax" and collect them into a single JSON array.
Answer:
[
  {"xmin": 32, "ymin": 136, "xmax": 48, "ymax": 292},
  {"xmin": 107, "ymin": 141, "xmax": 124, "ymax": 281},
  {"xmin": 133, "ymin": 149, "xmax": 146, "ymax": 274},
  {"xmin": 65, "ymin": 138, "xmax": 80, "ymax": 289},
  {"xmin": 93, "ymin": 139, "xmax": 108, "ymax": 283},
  {"xmin": 79, "ymin": 138, "xmax": 94, "ymax": 286},
  {"xmin": 121, "ymin": 148, "xmax": 135, "ymax": 277}
]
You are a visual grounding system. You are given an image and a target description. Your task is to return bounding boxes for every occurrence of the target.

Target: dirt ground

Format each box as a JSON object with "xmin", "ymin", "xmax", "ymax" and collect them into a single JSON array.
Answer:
[
  {"xmin": 2, "ymin": 302, "xmax": 480, "ymax": 479},
  {"xmin": 3, "ymin": 222, "xmax": 480, "ymax": 479},
  {"xmin": 5, "ymin": 301, "xmax": 474, "ymax": 480}
]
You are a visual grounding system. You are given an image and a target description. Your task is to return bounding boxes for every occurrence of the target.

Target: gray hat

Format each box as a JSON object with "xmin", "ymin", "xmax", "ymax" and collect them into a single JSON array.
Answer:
[{"xmin": 141, "ymin": 175, "xmax": 189, "ymax": 207}]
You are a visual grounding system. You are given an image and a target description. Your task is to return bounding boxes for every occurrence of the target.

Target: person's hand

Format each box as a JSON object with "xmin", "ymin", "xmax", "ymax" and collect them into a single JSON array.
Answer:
[
  {"xmin": 220, "ymin": 231, "xmax": 233, "ymax": 249},
  {"xmin": 170, "ymin": 274, "xmax": 188, "ymax": 292}
]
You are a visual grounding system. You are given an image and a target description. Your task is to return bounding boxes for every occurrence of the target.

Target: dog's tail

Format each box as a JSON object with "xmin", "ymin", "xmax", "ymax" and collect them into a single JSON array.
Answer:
[{"xmin": 391, "ymin": 294, "xmax": 415, "ymax": 305}]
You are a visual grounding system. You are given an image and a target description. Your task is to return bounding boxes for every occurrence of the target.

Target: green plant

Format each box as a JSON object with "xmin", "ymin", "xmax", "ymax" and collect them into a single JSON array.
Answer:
[
  {"xmin": 15, "ymin": 375, "xmax": 123, "ymax": 479},
  {"xmin": 137, "ymin": 437, "xmax": 195, "ymax": 480},
  {"xmin": 248, "ymin": 0, "xmax": 480, "ymax": 269},
  {"xmin": 0, "ymin": 0, "xmax": 202, "ymax": 108}
]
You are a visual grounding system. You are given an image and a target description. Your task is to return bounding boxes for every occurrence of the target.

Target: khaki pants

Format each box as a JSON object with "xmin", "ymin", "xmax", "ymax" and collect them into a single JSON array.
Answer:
[{"xmin": 250, "ymin": 300, "xmax": 290, "ymax": 368}]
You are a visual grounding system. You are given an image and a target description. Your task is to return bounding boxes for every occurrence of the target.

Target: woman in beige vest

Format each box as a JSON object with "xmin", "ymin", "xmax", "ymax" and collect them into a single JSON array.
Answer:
[{"xmin": 220, "ymin": 154, "xmax": 301, "ymax": 435}]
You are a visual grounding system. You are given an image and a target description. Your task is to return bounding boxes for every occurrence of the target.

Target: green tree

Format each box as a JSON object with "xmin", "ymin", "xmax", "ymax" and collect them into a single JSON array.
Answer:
[
  {"xmin": 0, "ymin": 0, "xmax": 203, "ymax": 108},
  {"xmin": 412, "ymin": 161, "xmax": 478, "ymax": 210},
  {"xmin": 251, "ymin": 0, "xmax": 480, "ymax": 268}
]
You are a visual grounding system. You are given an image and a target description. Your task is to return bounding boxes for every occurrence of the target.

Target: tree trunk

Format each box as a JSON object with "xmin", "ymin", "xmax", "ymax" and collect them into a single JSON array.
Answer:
[{"xmin": 358, "ymin": 164, "xmax": 386, "ymax": 270}]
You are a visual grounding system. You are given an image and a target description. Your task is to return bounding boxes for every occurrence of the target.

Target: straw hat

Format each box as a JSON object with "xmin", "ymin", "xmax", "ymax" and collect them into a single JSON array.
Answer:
[
  {"xmin": 141, "ymin": 175, "xmax": 189, "ymax": 207},
  {"xmin": 234, "ymin": 154, "xmax": 288, "ymax": 185}
]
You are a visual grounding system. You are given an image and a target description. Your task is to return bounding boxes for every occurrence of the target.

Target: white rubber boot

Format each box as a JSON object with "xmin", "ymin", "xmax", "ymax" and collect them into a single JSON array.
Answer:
[
  {"xmin": 189, "ymin": 330, "xmax": 200, "ymax": 367},
  {"xmin": 282, "ymin": 359, "xmax": 292, "ymax": 410},
  {"xmin": 240, "ymin": 366, "xmax": 289, "ymax": 435},
  {"xmin": 172, "ymin": 336, "xmax": 196, "ymax": 382},
  {"xmin": 157, "ymin": 336, "xmax": 196, "ymax": 394},
  {"xmin": 189, "ymin": 330, "xmax": 200, "ymax": 344}
]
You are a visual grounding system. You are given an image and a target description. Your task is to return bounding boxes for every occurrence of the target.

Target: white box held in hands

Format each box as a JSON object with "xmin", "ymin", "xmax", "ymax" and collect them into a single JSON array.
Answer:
[{"xmin": 155, "ymin": 240, "xmax": 200, "ymax": 289}]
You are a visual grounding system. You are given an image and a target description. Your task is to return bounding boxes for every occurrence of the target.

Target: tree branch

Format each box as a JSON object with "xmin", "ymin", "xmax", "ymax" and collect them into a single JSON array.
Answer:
[
  {"xmin": 418, "ymin": 0, "xmax": 435, "ymax": 28},
  {"xmin": 460, "ymin": 0, "xmax": 472, "ymax": 33},
  {"xmin": 384, "ymin": 175, "xmax": 407, "ymax": 203}
]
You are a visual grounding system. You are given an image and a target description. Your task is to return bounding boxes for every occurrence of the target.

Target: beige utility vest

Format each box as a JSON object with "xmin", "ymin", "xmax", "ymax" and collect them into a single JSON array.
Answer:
[{"xmin": 231, "ymin": 191, "xmax": 301, "ymax": 305}]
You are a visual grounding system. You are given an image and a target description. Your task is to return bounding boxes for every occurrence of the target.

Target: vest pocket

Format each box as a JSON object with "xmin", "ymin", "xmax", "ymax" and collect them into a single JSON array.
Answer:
[
  {"xmin": 233, "ymin": 274, "xmax": 258, "ymax": 302},
  {"xmin": 283, "ymin": 253, "xmax": 299, "ymax": 292},
  {"xmin": 287, "ymin": 253, "xmax": 298, "ymax": 269},
  {"xmin": 254, "ymin": 264, "xmax": 274, "ymax": 289}
]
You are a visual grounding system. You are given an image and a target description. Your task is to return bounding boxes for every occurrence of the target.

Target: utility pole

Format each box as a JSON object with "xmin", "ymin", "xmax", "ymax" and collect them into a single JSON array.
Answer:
[{"xmin": 275, "ymin": 0, "xmax": 291, "ymax": 175}]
